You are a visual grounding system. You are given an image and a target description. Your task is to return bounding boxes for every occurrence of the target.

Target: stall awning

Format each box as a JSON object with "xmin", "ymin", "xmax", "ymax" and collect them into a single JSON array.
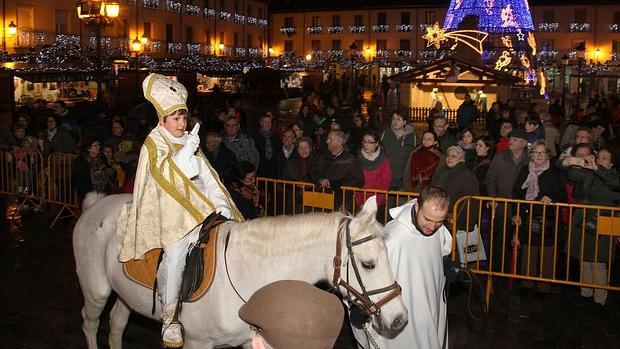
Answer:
[{"xmin": 13, "ymin": 70, "xmax": 113, "ymax": 83}]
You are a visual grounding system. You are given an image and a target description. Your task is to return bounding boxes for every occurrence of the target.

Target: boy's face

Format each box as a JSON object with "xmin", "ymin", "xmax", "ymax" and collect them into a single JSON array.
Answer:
[{"xmin": 162, "ymin": 111, "xmax": 187, "ymax": 138}]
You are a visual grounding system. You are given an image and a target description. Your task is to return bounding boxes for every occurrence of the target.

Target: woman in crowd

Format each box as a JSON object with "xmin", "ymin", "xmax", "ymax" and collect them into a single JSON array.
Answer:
[
  {"xmin": 40, "ymin": 115, "xmax": 76, "ymax": 156},
  {"xmin": 71, "ymin": 135, "xmax": 115, "ymax": 203},
  {"xmin": 102, "ymin": 144, "xmax": 125, "ymax": 190},
  {"xmin": 431, "ymin": 146, "xmax": 479, "ymax": 231},
  {"xmin": 563, "ymin": 145, "xmax": 620, "ymax": 305},
  {"xmin": 512, "ymin": 140, "xmax": 566, "ymax": 301},
  {"xmin": 347, "ymin": 114, "xmax": 366, "ymax": 155},
  {"xmin": 356, "ymin": 130, "xmax": 392, "ymax": 221},
  {"xmin": 225, "ymin": 161, "xmax": 262, "ymax": 220},
  {"xmin": 405, "ymin": 130, "xmax": 442, "ymax": 192},
  {"xmin": 524, "ymin": 114, "xmax": 545, "ymax": 144},
  {"xmin": 291, "ymin": 123, "xmax": 304, "ymax": 140},
  {"xmin": 471, "ymin": 135, "xmax": 495, "ymax": 196},
  {"xmin": 458, "ymin": 128, "xmax": 477, "ymax": 167}
]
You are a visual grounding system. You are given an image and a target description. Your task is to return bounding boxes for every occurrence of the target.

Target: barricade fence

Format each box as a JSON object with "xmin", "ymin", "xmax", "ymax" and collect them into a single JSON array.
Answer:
[
  {"xmin": 258, "ymin": 178, "xmax": 620, "ymax": 307},
  {"xmin": 0, "ymin": 149, "xmax": 78, "ymax": 227}
]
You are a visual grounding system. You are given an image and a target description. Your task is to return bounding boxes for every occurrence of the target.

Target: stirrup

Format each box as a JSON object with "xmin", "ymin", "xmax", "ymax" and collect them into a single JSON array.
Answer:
[{"xmin": 162, "ymin": 320, "xmax": 184, "ymax": 348}]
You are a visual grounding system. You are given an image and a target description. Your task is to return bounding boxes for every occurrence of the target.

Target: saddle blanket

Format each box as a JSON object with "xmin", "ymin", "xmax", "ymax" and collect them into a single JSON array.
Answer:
[{"xmin": 122, "ymin": 227, "xmax": 219, "ymax": 302}]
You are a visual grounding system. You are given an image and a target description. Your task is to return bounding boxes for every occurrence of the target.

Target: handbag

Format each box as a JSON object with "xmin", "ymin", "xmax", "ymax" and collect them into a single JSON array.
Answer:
[{"xmin": 456, "ymin": 225, "xmax": 487, "ymax": 264}]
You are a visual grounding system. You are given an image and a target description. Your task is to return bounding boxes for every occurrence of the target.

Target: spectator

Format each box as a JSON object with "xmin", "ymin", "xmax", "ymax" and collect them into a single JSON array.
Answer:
[
  {"xmin": 472, "ymin": 135, "xmax": 495, "ymax": 195},
  {"xmin": 457, "ymin": 93, "xmax": 478, "ymax": 130},
  {"xmin": 485, "ymin": 128, "xmax": 530, "ymax": 272},
  {"xmin": 253, "ymin": 114, "xmax": 282, "ymax": 179},
  {"xmin": 558, "ymin": 127, "xmax": 592, "ymax": 163},
  {"xmin": 405, "ymin": 130, "xmax": 442, "ymax": 192},
  {"xmin": 71, "ymin": 136, "xmax": 114, "ymax": 203},
  {"xmin": 318, "ymin": 130, "xmax": 364, "ymax": 211},
  {"xmin": 563, "ymin": 146, "xmax": 619, "ymax": 305},
  {"xmin": 204, "ymin": 131, "xmax": 237, "ymax": 179},
  {"xmin": 104, "ymin": 120, "xmax": 131, "ymax": 151},
  {"xmin": 291, "ymin": 123, "xmax": 304, "ymax": 140},
  {"xmin": 524, "ymin": 114, "xmax": 545, "ymax": 144},
  {"xmin": 384, "ymin": 80, "xmax": 399, "ymax": 117},
  {"xmin": 590, "ymin": 119, "xmax": 608, "ymax": 151},
  {"xmin": 542, "ymin": 111, "xmax": 561, "ymax": 158},
  {"xmin": 51, "ymin": 100, "xmax": 79, "ymax": 142},
  {"xmin": 40, "ymin": 115, "xmax": 76, "ymax": 156},
  {"xmin": 239, "ymin": 280, "xmax": 344, "ymax": 349},
  {"xmin": 102, "ymin": 144, "xmax": 125, "ymax": 190},
  {"xmin": 512, "ymin": 140, "xmax": 566, "ymax": 301},
  {"xmin": 496, "ymin": 120, "xmax": 513, "ymax": 153},
  {"xmin": 432, "ymin": 116, "xmax": 457, "ymax": 153},
  {"xmin": 458, "ymin": 128, "xmax": 476, "ymax": 166},
  {"xmin": 382, "ymin": 112, "xmax": 416, "ymax": 191},
  {"xmin": 282, "ymin": 136, "xmax": 322, "ymax": 183},
  {"xmin": 113, "ymin": 140, "xmax": 139, "ymax": 166},
  {"xmin": 277, "ymin": 129, "xmax": 297, "ymax": 173},
  {"xmin": 225, "ymin": 161, "xmax": 261, "ymax": 220},
  {"xmin": 222, "ymin": 117, "xmax": 259, "ymax": 168},
  {"xmin": 295, "ymin": 104, "xmax": 316, "ymax": 138},
  {"xmin": 356, "ymin": 130, "xmax": 392, "ymax": 220},
  {"xmin": 347, "ymin": 114, "xmax": 365, "ymax": 155}
]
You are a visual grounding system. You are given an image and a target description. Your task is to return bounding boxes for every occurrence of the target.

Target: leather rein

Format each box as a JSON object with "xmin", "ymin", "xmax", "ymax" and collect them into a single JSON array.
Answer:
[{"xmin": 332, "ymin": 218, "xmax": 402, "ymax": 317}]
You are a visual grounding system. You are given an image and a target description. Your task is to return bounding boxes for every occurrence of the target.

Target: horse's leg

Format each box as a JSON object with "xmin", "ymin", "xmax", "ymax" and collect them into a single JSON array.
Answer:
[
  {"xmin": 108, "ymin": 298, "xmax": 131, "ymax": 349},
  {"xmin": 80, "ymin": 285, "xmax": 112, "ymax": 349}
]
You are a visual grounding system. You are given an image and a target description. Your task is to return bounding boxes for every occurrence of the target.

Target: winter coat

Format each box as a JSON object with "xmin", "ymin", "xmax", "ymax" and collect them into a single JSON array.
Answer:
[
  {"xmin": 404, "ymin": 145, "xmax": 442, "ymax": 192},
  {"xmin": 485, "ymin": 150, "xmax": 529, "ymax": 198},
  {"xmin": 205, "ymin": 144, "xmax": 238, "ymax": 179},
  {"xmin": 253, "ymin": 130, "xmax": 282, "ymax": 178},
  {"xmin": 432, "ymin": 162, "xmax": 480, "ymax": 231},
  {"xmin": 356, "ymin": 150, "xmax": 392, "ymax": 206},
  {"xmin": 381, "ymin": 124, "xmax": 416, "ymax": 189},
  {"xmin": 222, "ymin": 130, "xmax": 260, "ymax": 168},
  {"xmin": 512, "ymin": 164, "xmax": 566, "ymax": 245},
  {"xmin": 471, "ymin": 155, "xmax": 492, "ymax": 195},
  {"xmin": 457, "ymin": 100, "xmax": 478, "ymax": 129}
]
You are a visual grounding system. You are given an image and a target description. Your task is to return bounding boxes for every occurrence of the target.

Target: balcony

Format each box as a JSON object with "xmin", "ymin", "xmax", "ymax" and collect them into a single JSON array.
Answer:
[
  {"xmin": 537, "ymin": 50, "xmax": 558, "ymax": 61},
  {"xmin": 537, "ymin": 22, "xmax": 559, "ymax": 32},
  {"xmin": 372, "ymin": 25, "xmax": 389, "ymax": 33},
  {"xmin": 398, "ymin": 24, "xmax": 413, "ymax": 32},
  {"xmin": 234, "ymin": 47, "xmax": 247, "ymax": 56},
  {"xmin": 327, "ymin": 26, "xmax": 343, "ymax": 34},
  {"xmin": 307, "ymin": 26, "xmax": 323, "ymax": 34},
  {"xmin": 143, "ymin": 0, "xmax": 159, "ymax": 10},
  {"xmin": 280, "ymin": 27, "xmax": 296, "ymax": 36},
  {"xmin": 186, "ymin": 43, "xmax": 202, "ymax": 54},
  {"xmin": 203, "ymin": 8, "xmax": 216, "ymax": 19},
  {"xmin": 234, "ymin": 13, "xmax": 246, "ymax": 24},
  {"xmin": 220, "ymin": 11, "xmax": 232, "ymax": 21},
  {"xmin": 609, "ymin": 23, "xmax": 620, "ymax": 33},
  {"xmin": 165, "ymin": 0, "xmax": 181, "ymax": 13},
  {"xmin": 569, "ymin": 22, "xmax": 590, "ymax": 32},
  {"xmin": 349, "ymin": 25, "xmax": 366, "ymax": 33},
  {"xmin": 258, "ymin": 19, "xmax": 268, "ymax": 28},
  {"xmin": 185, "ymin": 4, "xmax": 200, "ymax": 16},
  {"xmin": 395, "ymin": 49, "xmax": 412, "ymax": 58},
  {"xmin": 167, "ymin": 42, "xmax": 183, "ymax": 54},
  {"xmin": 248, "ymin": 48, "xmax": 263, "ymax": 57}
]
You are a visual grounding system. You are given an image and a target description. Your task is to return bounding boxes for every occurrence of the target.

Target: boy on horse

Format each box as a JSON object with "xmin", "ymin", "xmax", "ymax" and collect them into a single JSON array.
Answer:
[{"xmin": 116, "ymin": 73, "xmax": 243, "ymax": 348}]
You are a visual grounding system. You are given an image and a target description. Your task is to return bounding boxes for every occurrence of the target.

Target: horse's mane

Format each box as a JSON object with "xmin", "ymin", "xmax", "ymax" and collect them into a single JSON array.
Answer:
[{"xmin": 231, "ymin": 211, "xmax": 385, "ymax": 255}]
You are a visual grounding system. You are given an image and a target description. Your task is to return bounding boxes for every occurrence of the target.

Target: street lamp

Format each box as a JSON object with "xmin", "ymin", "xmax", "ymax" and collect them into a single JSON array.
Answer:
[
  {"xmin": 75, "ymin": 0, "xmax": 120, "ymax": 101},
  {"xmin": 561, "ymin": 54, "xmax": 569, "ymax": 113},
  {"xmin": 8, "ymin": 21, "xmax": 17, "ymax": 36},
  {"xmin": 575, "ymin": 42, "xmax": 586, "ymax": 110},
  {"xmin": 131, "ymin": 37, "xmax": 141, "ymax": 52}
]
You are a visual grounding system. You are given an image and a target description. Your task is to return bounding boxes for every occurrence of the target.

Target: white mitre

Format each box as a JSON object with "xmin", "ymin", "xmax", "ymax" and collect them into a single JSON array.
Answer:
[{"xmin": 142, "ymin": 73, "xmax": 188, "ymax": 118}]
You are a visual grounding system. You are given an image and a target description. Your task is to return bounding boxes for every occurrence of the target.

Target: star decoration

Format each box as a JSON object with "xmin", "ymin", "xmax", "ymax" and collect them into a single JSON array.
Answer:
[
  {"xmin": 495, "ymin": 51, "xmax": 512, "ymax": 70},
  {"xmin": 423, "ymin": 23, "xmax": 448, "ymax": 49},
  {"xmin": 516, "ymin": 30, "xmax": 525, "ymax": 41}
]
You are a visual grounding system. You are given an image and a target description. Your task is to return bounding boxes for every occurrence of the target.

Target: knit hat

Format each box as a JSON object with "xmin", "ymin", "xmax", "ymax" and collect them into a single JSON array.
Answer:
[
  {"xmin": 142, "ymin": 73, "xmax": 188, "ymax": 118},
  {"xmin": 509, "ymin": 128, "xmax": 528, "ymax": 141},
  {"xmin": 239, "ymin": 280, "xmax": 344, "ymax": 349}
]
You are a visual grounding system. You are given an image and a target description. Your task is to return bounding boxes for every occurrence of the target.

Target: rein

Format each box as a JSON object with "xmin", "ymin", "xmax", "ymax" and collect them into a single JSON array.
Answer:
[
  {"xmin": 332, "ymin": 218, "xmax": 402, "ymax": 317},
  {"xmin": 224, "ymin": 230, "xmax": 247, "ymax": 303}
]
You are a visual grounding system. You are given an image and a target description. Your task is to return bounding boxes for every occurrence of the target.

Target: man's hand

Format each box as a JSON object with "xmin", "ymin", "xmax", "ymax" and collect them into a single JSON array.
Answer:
[
  {"xmin": 443, "ymin": 256, "xmax": 465, "ymax": 283},
  {"xmin": 541, "ymin": 196, "xmax": 552, "ymax": 204},
  {"xmin": 319, "ymin": 178, "xmax": 330, "ymax": 188},
  {"xmin": 512, "ymin": 215, "xmax": 522, "ymax": 226}
]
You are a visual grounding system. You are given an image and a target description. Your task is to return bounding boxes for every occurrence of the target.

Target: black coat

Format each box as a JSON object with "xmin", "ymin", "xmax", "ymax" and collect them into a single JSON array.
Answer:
[
  {"xmin": 512, "ymin": 164, "xmax": 566, "ymax": 245},
  {"xmin": 205, "ymin": 144, "xmax": 238, "ymax": 179},
  {"xmin": 253, "ymin": 131, "xmax": 282, "ymax": 178}
]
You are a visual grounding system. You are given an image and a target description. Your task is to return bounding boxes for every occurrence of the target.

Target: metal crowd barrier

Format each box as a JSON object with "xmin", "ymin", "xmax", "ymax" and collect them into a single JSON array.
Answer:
[
  {"xmin": 451, "ymin": 196, "xmax": 620, "ymax": 309},
  {"xmin": 0, "ymin": 150, "xmax": 78, "ymax": 228}
]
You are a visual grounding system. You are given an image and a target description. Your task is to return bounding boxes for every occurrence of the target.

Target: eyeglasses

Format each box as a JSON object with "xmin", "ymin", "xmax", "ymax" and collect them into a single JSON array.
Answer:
[{"xmin": 362, "ymin": 140, "xmax": 377, "ymax": 144}]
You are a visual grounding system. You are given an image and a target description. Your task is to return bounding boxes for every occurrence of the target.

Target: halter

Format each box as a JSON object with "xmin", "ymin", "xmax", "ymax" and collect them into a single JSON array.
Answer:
[{"xmin": 332, "ymin": 218, "xmax": 402, "ymax": 317}]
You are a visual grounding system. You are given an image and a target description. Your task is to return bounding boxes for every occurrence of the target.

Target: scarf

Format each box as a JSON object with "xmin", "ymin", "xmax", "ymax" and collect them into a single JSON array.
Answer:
[
  {"xmin": 358, "ymin": 149, "xmax": 385, "ymax": 171},
  {"xmin": 521, "ymin": 160, "xmax": 550, "ymax": 200},
  {"xmin": 47, "ymin": 127, "xmax": 57, "ymax": 142},
  {"xmin": 261, "ymin": 130, "xmax": 273, "ymax": 160},
  {"xmin": 458, "ymin": 140, "xmax": 475, "ymax": 150},
  {"xmin": 232, "ymin": 181, "xmax": 260, "ymax": 207}
]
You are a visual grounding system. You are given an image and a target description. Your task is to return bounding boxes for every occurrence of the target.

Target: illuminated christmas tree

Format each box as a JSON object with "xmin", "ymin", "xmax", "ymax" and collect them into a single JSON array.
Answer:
[{"xmin": 443, "ymin": 0, "xmax": 534, "ymax": 33}]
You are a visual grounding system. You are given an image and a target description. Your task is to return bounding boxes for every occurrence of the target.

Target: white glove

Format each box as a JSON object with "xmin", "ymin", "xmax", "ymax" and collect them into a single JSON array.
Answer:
[{"xmin": 172, "ymin": 123, "xmax": 200, "ymax": 178}]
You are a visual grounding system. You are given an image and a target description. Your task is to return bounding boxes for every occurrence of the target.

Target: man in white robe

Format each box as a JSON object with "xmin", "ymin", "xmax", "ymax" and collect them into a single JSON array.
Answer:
[{"xmin": 353, "ymin": 186, "xmax": 452, "ymax": 349}]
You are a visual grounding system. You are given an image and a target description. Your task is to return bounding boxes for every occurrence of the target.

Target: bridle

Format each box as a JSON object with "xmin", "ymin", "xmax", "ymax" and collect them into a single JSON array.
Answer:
[{"xmin": 332, "ymin": 218, "xmax": 402, "ymax": 317}]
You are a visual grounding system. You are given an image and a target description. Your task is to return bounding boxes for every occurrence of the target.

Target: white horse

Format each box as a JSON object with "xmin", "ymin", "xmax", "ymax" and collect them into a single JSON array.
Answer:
[{"xmin": 73, "ymin": 193, "xmax": 407, "ymax": 348}]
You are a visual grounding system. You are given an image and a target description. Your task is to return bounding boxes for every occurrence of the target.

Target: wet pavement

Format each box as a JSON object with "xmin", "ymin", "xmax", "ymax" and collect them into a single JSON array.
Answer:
[{"xmin": 2, "ymin": 196, "xmax": 620, "ymax": 349}]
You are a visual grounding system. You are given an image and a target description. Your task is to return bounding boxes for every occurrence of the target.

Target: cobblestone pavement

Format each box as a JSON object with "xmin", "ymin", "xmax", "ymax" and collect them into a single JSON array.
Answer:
[{"xmin": 1, "ymin": 199, "xmax": 619, "ymax": 347}]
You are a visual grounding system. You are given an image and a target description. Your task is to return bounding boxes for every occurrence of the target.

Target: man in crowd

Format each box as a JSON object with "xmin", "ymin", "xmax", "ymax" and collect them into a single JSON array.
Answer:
[
  {"xmin": 353, "ymin": 186, "xmax": 453, "ymax": 349},
  {"xmin": 485, "ymin": 128, "xmax": 530, "ymax": 272},
  {"xmin": 239, "ymin": 280, "xmax": 344, "ymax": 349},
  {"xmin": 433, "ymin": 116, "xmax": 457, "ymax": 153},
  {"xmin": 204, "ymin": 131, "xmax": 237, "ymax": 179},
  {"xmin": 382, "ymin": 112, "xmax": 416, "ymax": 191},
  {"xmin": 222, "ymin": 116, "xmax": 259, "ymax": 168},
  {"xmin": 253, "ymin": 114, "xmax": 282, "ymax": 179},
  {"xmin": 318, "ymin": 130, "xmax": 364, "ymax": 211},
  {"xmin": 457, "ymin": 92, "xmax": 478, "ymax": 130}
]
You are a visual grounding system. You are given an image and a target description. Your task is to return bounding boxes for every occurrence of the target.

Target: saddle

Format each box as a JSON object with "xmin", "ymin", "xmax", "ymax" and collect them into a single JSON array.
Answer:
[{"xmin": 122, "ymin": 213, "xmax": 228, "ymax": 303}]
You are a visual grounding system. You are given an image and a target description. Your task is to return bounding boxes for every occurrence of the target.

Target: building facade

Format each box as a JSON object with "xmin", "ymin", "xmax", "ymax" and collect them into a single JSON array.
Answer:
[{"xmin": 1, "ymin": 0, "xmax": 269, "ymax": 58}]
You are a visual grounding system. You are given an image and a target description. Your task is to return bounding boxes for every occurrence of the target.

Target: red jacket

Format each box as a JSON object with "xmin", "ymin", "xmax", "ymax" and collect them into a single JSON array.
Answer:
[
  {"xmin": 356, "ymin": 154, "xmax": 392, "ymax": 206},
  {"xmin": 407, "ymin": 145, "xmax": 442, "ymax": 191}
]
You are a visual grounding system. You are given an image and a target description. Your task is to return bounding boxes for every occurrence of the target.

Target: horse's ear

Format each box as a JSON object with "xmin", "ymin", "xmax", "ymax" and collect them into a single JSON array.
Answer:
[{"xmin": 357, "ymin": 195, "xmax": 378, "ymax": 219}]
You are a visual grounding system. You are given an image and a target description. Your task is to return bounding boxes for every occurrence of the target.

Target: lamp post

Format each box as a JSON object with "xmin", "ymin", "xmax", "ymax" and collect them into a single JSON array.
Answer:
[
  {"xmin": 575, "ymin": 42, "xmax": 586, "ymax": 110},
  {"xmin": 76, "ymin": 0, "xmax": 120, "ymax": 101},
  {"xmin": 561, "ymin": 54, "xmax": 569, "ymax": 114}
]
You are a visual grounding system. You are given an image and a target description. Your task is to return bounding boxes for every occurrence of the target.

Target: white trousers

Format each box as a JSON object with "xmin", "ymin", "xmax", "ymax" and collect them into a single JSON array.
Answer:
[
  {"xmin": 580, "ymin": 261, "xmax": 608, "ymax": 305},
  {"xmin": 157, "ymin": 225, "xmax": 201, "ymax": 306}
]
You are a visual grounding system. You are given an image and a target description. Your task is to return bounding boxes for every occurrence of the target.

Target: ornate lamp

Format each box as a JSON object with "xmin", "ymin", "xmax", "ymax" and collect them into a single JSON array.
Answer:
[{"xmin": 8, "ymin": 21, "xmax": 17, "ymax": 36}]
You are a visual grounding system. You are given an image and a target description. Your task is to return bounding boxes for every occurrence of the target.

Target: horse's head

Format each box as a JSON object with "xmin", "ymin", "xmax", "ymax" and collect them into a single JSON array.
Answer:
[{"xmin": 333, "ymin": 196, "xmax": 407, "ymax": 333}]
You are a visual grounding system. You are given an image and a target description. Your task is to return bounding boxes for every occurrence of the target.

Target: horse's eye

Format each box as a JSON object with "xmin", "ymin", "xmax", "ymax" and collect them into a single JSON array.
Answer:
[{"xmin": 361, "ymin": 261, "xmax": 375, "ymax": 270}]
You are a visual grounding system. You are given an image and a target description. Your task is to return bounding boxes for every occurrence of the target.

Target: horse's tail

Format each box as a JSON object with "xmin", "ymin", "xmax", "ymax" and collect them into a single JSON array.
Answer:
[{"xmin": 82, "ymin": 192, "xmax": 108, "ymax": 211}]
